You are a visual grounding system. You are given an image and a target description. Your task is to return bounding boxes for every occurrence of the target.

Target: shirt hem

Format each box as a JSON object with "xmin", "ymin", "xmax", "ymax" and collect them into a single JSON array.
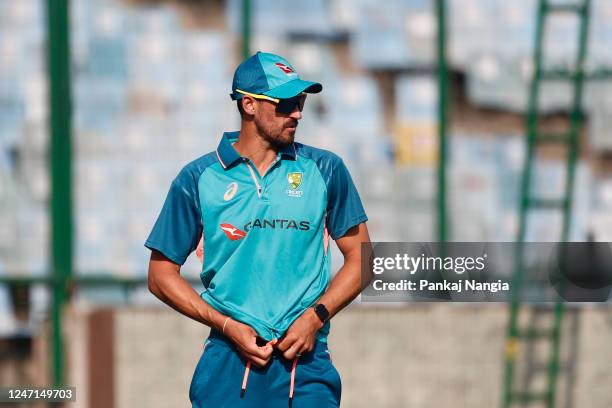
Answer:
[
  {"xmin": 144, "ymin": 240, "xmax": 186, "ymax": 265},
  {"xmin": 330, "ymin": 214, "xmax": 368, "ymax": 240}
]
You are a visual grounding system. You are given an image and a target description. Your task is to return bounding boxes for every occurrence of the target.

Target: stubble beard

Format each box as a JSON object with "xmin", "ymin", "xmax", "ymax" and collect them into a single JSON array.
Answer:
[{"xmin": 254, "ymin": 116, "xmax": 296, "ymax": 148}]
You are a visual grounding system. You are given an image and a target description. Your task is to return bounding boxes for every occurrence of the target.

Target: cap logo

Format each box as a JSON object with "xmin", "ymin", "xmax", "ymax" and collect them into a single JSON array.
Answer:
[{"xmin": 275, "ymin": 62, "xmax": 294, "ymax": 74}]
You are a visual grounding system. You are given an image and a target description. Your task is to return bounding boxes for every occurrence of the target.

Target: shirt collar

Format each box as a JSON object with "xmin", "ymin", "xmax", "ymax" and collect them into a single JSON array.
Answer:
[{"xmin": 215, "ymin": 131, "xmax": 297, "ymax": 170}]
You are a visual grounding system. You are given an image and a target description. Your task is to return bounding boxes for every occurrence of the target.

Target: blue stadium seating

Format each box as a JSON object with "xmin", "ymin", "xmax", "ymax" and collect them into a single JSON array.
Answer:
[{"xmin": 0, "ymin": 0, "xmax": 610, "ymax": 302}]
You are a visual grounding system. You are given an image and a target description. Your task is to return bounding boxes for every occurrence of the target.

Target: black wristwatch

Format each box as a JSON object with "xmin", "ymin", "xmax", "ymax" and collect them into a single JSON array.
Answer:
[{"xmin": 312, "ymin": 303, "xmax": 330, "ymax": 323}]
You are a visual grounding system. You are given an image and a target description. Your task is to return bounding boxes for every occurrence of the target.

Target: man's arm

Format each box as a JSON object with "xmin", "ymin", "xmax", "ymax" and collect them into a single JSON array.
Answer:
[
  {"xmin": 148, "ymin": 250, "xmax": 273, "ymax": 366},
  {"xmin": 276, "ymin": 222, "xmax": 372, "ymax": 359}
]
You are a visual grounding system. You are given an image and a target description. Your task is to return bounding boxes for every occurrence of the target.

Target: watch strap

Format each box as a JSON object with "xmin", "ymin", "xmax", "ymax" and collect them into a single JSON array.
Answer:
[{"xmin": 313, "ymin": 303, "xmax": 330, "ymax": 323}]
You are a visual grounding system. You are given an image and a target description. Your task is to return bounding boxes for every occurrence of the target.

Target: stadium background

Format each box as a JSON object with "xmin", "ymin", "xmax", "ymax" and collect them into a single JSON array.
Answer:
[{"xmin": 1, "ymin": 0, "xmax": 612, "ymax": 407}]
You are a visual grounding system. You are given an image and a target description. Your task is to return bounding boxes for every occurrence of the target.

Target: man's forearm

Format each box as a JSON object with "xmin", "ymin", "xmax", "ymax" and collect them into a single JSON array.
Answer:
[
  {"xmin": 316, "ymin": 256, "xmax": 372, "ymax": 319},
  {"xmin": 316, "ymin": 223, "xmax": 373, "ymax": 320},
  {"xmin": 148, "ymin": 252, "xmax": 227, "ymax": 332}
]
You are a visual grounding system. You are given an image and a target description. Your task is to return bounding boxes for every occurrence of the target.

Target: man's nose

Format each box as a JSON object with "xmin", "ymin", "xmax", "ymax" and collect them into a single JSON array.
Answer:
[{"xmin": 289, "ymin": 108, "xmax": 302, "ymax": 120}]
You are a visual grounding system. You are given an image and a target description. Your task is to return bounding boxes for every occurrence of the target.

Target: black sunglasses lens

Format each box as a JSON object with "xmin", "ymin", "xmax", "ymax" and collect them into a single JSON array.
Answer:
[{"xmin": 276, "ymin": 95, "xmax": 306, "ymax": 114}]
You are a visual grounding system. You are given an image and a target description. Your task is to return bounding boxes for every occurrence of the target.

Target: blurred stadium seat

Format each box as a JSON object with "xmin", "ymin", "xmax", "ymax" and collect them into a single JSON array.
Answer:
[
  {"xmin": 0, "ymin": 0, "xmax": 610, "ymax": 295},
  {"xmin": 2, "ymin": 2, "xmax": 612, "ymax": 407}
]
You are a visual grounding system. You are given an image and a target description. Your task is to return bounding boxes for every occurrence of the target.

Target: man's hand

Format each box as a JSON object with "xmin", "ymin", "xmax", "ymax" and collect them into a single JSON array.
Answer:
[
  {"xmin": 276, "ymin": 223, "xmax": 370, "ymax": 360},
  {"xmin": 275, "ymin": 308, "xmax": 324, "ymax": 360},
  {"xmin": 224, "ymin": 319, "xmax": 274, "ymax": 367}
]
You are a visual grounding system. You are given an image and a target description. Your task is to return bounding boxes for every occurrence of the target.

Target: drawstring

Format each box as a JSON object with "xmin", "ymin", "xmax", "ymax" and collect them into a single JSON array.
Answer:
[
  {"xmin": 240, "ymin": 361, "xmax": 251, "ymax": 398},
  {"xmin": 239, "ymin": 341, "xmax": 301, "ymax": 404},
  {"xmin": 240, "ymin": 338, "xmax": 277, "ymax": 398},
  {"xmin": 241, "ymin": 355, "xmax": 300, "ymax": 401},
  {"xmin": 289, "ymin": 355, "xmax": 299, "ymax": 404}
]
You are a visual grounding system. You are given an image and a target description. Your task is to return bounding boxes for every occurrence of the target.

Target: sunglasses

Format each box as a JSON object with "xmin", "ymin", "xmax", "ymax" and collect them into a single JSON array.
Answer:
[{"xmin": 235, "ymin": 89, "xmax": 307, "ymax": 114}]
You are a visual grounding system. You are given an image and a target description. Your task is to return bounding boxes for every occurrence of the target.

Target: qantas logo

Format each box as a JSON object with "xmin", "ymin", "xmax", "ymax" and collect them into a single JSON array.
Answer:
[
  {"xmin": 275, "ymin": 62, "xmax": 295, "ymax": 74},
  {"xmin": 219, "ymin": 223, "xmax": 247, "ymax": 240},
  {"xmin": 243, "ymin": 219, "xmax": 310, "ymax": 232}
]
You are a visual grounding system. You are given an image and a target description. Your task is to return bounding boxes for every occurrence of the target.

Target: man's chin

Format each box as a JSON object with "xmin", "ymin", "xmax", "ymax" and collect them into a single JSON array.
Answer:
[
  {"xmin": 285, "ymin": 127, "xmax": 297, "ymax": 138},
  {"xmin": 277, "ymin": 128, "xmax": 296, "ymax": 145},
  {"xmin": 264, "ymin": 127, "xmax": 296, "ymax": 148},
  {"xmin": 278, "ymin": 137, "xmax": 295, "ymax": 148}
]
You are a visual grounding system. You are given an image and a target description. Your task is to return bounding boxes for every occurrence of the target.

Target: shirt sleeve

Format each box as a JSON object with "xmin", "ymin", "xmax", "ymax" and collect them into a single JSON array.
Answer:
[
  {"xmin": 326, "ymin": 158, "xmax": 368, "ymax": 240},
  {"xmin": 144, "ymin": 167, "xmax": 203, "ymax": 265}
]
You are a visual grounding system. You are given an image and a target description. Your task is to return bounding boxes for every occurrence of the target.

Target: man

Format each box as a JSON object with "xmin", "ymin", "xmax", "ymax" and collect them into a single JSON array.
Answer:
[{"xmin": 145, "ymin": 51, "xmax": 371, "ymax": 407}]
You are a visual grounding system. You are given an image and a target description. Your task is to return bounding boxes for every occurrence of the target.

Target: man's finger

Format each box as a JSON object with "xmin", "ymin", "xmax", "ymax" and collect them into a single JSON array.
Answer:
[
  {"xmin": 304, "ymin": 340, "xmax": 314, "ymax": 353},
  {"xmin": 237, "ymin": 349, "xmax": 270, "ymax": 368},
  {"xmin": 275, "ymin": 335, "xmax": 296, "ymax": 352},
  {"xmin": 282, "ymin": 340, "xmax": 303, "ymax": 360},
  {"xmin": 248, "ymin": 354, "xmax": 272, "ymax": 368},
  {"xmin": 244, "ymin": 343, "xmax": 273, "ymax": 360}
]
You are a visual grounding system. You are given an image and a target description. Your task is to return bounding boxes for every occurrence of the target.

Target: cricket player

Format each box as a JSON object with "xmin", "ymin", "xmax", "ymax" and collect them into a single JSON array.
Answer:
[{"xmin": 146, "ymin": 51, "xmax": 371, "ymax": 407}]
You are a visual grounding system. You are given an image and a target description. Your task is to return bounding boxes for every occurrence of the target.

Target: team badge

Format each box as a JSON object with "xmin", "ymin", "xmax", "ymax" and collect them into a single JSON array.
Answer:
[
  {"xmin": 287, "ymin": 173, "xmax": 302, "ymax": 190},
  {"xmin": 286, "ymin": 172, "xmax": 304, "ymax": 197}
]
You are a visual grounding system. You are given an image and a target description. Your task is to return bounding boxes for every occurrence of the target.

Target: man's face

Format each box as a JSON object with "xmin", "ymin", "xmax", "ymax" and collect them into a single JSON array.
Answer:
[{"xmin": 252, "ymin": 97, "xmax": 303, "ymax": 147}]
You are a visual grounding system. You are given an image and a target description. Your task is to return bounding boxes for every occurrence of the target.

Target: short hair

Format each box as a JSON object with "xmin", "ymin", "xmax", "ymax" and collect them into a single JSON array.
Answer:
[{"xmin": 236, "ymin": 99, "xmax": 245, "ymax": 118}]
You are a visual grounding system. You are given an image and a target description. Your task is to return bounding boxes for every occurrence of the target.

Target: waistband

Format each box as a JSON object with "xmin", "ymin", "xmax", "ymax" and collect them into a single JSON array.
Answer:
[{"xmin": 207, "ymin": 328, "xmax": 327, "ymax": 359}]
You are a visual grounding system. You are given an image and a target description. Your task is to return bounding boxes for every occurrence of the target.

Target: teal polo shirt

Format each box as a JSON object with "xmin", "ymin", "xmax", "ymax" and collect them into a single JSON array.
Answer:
[{"xmin": 145, "ymin": 131, "xmax": 367, "ymax": 342}]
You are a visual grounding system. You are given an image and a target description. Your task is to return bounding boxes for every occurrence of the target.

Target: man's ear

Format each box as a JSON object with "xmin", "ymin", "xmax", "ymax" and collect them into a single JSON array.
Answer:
[{"xmin": 242, "ymin": 96, "xmax": 256, "ymax": 115}]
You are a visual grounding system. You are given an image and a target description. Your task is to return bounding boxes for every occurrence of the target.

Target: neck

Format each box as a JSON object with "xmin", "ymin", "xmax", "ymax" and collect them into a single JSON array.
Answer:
[{"xmin": 233, "ymin": 121, "xmax": 281, "ymax": 175}]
